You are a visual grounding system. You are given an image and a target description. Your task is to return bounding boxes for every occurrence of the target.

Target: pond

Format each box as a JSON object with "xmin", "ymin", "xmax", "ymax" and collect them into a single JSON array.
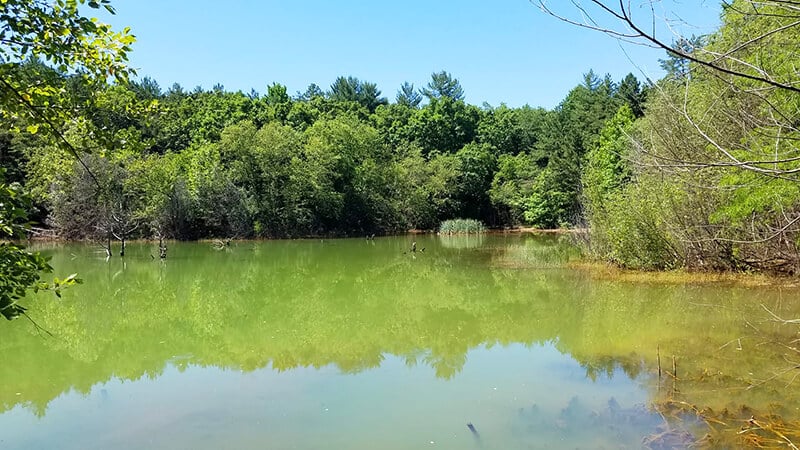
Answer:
[{"xmin": 2, "ymin": 234, "xmax": 799, "ymax": 449}]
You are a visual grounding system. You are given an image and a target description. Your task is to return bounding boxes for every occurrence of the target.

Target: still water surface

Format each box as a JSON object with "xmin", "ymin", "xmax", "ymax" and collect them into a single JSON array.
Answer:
[{"xmin": 2, "ymin": 235, "xmax": 799, "ymax": 449}]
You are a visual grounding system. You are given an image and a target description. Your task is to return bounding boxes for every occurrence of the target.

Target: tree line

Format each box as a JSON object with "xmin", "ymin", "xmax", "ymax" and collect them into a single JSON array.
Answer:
[{"xmin": 4, "ymin": 64, "xmax": 646, "ymax": 242}]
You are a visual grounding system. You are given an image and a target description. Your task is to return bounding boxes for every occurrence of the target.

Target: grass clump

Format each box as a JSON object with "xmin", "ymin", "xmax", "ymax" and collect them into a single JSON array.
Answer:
[{"xmin": 438, "ymin": 218, "xmax": 487, "ymax": 235}]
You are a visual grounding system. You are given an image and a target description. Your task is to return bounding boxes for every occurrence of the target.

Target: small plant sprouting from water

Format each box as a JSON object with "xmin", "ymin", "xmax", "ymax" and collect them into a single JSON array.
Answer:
[{"xmin": 438, "ymin": 219, "xmax": 487, "ymax": 235}]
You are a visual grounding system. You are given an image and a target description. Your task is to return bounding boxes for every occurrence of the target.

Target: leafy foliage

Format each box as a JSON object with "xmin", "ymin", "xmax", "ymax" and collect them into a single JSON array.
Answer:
[
  {"xmin": 0, "ymin": 0, "xmax": 135, "ymax": 146},
  {"xmin": 0, "ymin": 0, "xmax": 132, "ymax": 319},
  {"xmin": 0, "ymin": 172, "xmax": 80, "ymax": 320},
  {"xmin": 489, "ymin": 152, "xmax": 540, "ymax": 224},
  {"xmin": 582, "ymin": 104, "xmax": 635, "ymax": 212}
]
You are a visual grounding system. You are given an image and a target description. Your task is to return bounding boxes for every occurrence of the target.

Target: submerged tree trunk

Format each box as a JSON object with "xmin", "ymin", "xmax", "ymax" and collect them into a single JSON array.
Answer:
[
  {"xmin": 158, "ymin": 236, "xmax": 167, "ymax": 259},
  {"xmin": 105, "ymin": 230, "xmax": 112, "ymax": 259}
]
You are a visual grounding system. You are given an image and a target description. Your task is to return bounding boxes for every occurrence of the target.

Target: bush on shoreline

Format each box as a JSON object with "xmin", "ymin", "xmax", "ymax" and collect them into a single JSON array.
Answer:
[{"xmin": 438, "ymin": 219, "xmax": 486, "ymax": 235}]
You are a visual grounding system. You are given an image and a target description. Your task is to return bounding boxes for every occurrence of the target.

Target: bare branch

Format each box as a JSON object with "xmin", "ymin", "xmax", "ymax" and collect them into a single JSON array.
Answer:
[{"xmin": 534, "ymin": 0, "xmax": 800, "ymax": 93}]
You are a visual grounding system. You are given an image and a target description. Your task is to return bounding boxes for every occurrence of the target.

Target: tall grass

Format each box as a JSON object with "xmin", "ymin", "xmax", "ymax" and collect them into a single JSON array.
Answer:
[{"xmin": 438, "ymin": 218, "xmax": 487, "ymax": 235}]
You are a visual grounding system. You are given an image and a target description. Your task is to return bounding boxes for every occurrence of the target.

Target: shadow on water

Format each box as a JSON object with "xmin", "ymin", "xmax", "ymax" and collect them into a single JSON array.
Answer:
[{"xmin": 2, "ymin": 234, "xmax": 800, "ymax": 448}]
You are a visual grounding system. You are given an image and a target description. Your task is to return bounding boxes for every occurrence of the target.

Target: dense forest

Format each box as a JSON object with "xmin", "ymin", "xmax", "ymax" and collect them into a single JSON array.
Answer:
[
  {"xmin": 2, "ymin": 0, "xmax": 800, "ymax": 283},
  {"xmin": 3, "ymin": 63, "xmax": 645, "ymax": 240}
]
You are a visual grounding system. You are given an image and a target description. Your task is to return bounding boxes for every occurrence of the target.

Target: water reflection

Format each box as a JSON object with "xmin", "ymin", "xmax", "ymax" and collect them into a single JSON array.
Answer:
[
  {"xmin": 438, "ymin": 234, "xmax": 485, "ymax": 249},
  {"xmin": 2, "ymin": 345, "xmax": 667, "ymax": 450},
  {"xmin": 1, "ymin": 235, "xmax": 799, "ymax": 448}
]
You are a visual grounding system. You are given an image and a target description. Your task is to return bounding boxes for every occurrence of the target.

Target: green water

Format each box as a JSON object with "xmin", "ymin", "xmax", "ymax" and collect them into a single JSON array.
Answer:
[{"xmin": 2, "ymin": 235, "xmax": 800, "ymax": 449}]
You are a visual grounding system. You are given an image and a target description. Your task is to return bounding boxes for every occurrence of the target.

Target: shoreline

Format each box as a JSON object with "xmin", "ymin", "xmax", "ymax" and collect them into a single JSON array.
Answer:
[
  {"xmin": 27, "ymin": 227, "xmax": 582, "ymax": 242},
  {"xmin": 569, "ymin": 260, "xmax": 800, "ymax": 288},
  {"xmin": 25, "ymin": 231, "xmax": 799, "ymax": 285}
]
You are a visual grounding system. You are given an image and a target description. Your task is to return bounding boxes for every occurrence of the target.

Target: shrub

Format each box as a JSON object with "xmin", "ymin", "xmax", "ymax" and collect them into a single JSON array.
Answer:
[{"xmin": 438, "ymin": 218, "xmax": 487, "ymax": 235}]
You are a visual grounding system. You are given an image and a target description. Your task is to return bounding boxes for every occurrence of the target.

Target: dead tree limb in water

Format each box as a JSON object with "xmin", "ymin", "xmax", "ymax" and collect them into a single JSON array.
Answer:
[{"xmin": 158, "ymin": 235, "xmax": 167, "ymax": 259}]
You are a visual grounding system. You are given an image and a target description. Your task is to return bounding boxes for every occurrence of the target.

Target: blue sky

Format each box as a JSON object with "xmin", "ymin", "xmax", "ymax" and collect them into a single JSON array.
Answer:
[{"xmin": 97, "ymin": 1, "xmax": 721, "ymax": 108}]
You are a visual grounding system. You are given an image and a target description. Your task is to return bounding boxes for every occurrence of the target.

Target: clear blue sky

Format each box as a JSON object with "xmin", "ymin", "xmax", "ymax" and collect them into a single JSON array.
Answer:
[{"xmin": 97, "ymin": 1, "xmax": 721, "ymax": 108}]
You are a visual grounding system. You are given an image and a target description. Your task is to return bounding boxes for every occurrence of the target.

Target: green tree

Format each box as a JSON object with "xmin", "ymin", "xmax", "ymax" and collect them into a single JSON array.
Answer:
[
  {"xmin": 452, "ymin": 143, "xmax": 497, "ymax": 223},
  {"xmin": 304, "ymin": 115, "xmax": 400, "ymax": 233},
  {"xmin": 410, "ymin": 97, "xmax": 481, "ymax": 154},
  {"xmin": 478, "ymin": 104, "xmax": 548, "ymax": 155},
  {"xmin": 658, "ymin": 35, "xmax": 705, "ymax": 81},
  {"xmin": 413, "ymin": 151, "xmax": 462, "ymax": 228},
  {"xmin": 0, "ymin": 0, "xmax": 135, "ymax": 143},
  {"xmin": 129, "ymin": 76, "xmax": 162, "ymax": 100},
  {"xmin": 372, "ymin": 103, "xmax": 415, "ymax": 150},
  {"xmin": 184, "ymin": 142, "xmax": 249, "ymax": 237},
  {"xmin": 396, "ymin": 82, "xmax": 422, "ymax": 108},
  {"xmin": 489, "ymin": 152, "xmax": 540, "ymax": 225},
  {"xmin": 286, "ymin": 98, "xmax": 321, "ymax": 131},
  {"xmin": 521, "ymin": 72, "xmax": 623, "ymax": 228},
  {"xmin": 264, "ymin": 83, "xmax": 290, "ymax": 104},
  {"xmin": 524, "ymin": 162, "xmax": 579, "ymax": 229},
  {"xmin": 184, "ymin": 88, "xmax": 252, "ymax": 143},
  {"xmin": 125, "ymin": 152, "xmax": 190, "ymax": 240},
  {"xmin": 582, "ymin": 104, "xmax": 635, "ymax": 212},
  {"xmin": 214, "ymin": 120, "xmax": 311, "ymax": 237},
  {"xmin": 296, "ymin": 83, "xmax": 324, "ymax": 101},
  {"xmin": 615, "ymin": 73, "xmax": 647, "ymax": 118},
  {"xmin": 421, "ymin": 70, "xmax": 465, "ymax": 101},
  {"xmin": 254, "ymin": 82, "xmax": 293, "ymax": 125},
  {"xmin": 328, "ymin": 76, "xmax": 387, "ymax": 112}
]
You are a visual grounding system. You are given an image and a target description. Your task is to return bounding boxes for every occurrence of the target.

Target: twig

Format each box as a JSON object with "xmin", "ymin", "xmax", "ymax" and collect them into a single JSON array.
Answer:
[
  {"xmin": 762, "ymin": 303, "xmax": 800, "ymax": 324},
  {"xmin": 657, "ymin": 345, "xmax": 662, "ymax": 379},
  {"xmin": 741, "ymin": 417, "xmax": 800, "ymax": 450},
  {"xmin": 718, "ymin": 337, "xmax": 745, "ymax": 351},
  {"xmin": 672, "ymin": 355, "xmax": 678, "ymax": 380},
  {"xmin": 747, "ymin": 363, "xmax": 800, "ymax": 390},
  {"xmin": 21, "ymin": 311, "xmax": 54, "ymax": 338}
]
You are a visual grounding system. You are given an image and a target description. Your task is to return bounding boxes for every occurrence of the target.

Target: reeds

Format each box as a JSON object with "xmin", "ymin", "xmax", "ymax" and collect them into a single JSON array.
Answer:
[{"xmin": 438, "ymin": 219, "xmax": 487, "ymax": 235}]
